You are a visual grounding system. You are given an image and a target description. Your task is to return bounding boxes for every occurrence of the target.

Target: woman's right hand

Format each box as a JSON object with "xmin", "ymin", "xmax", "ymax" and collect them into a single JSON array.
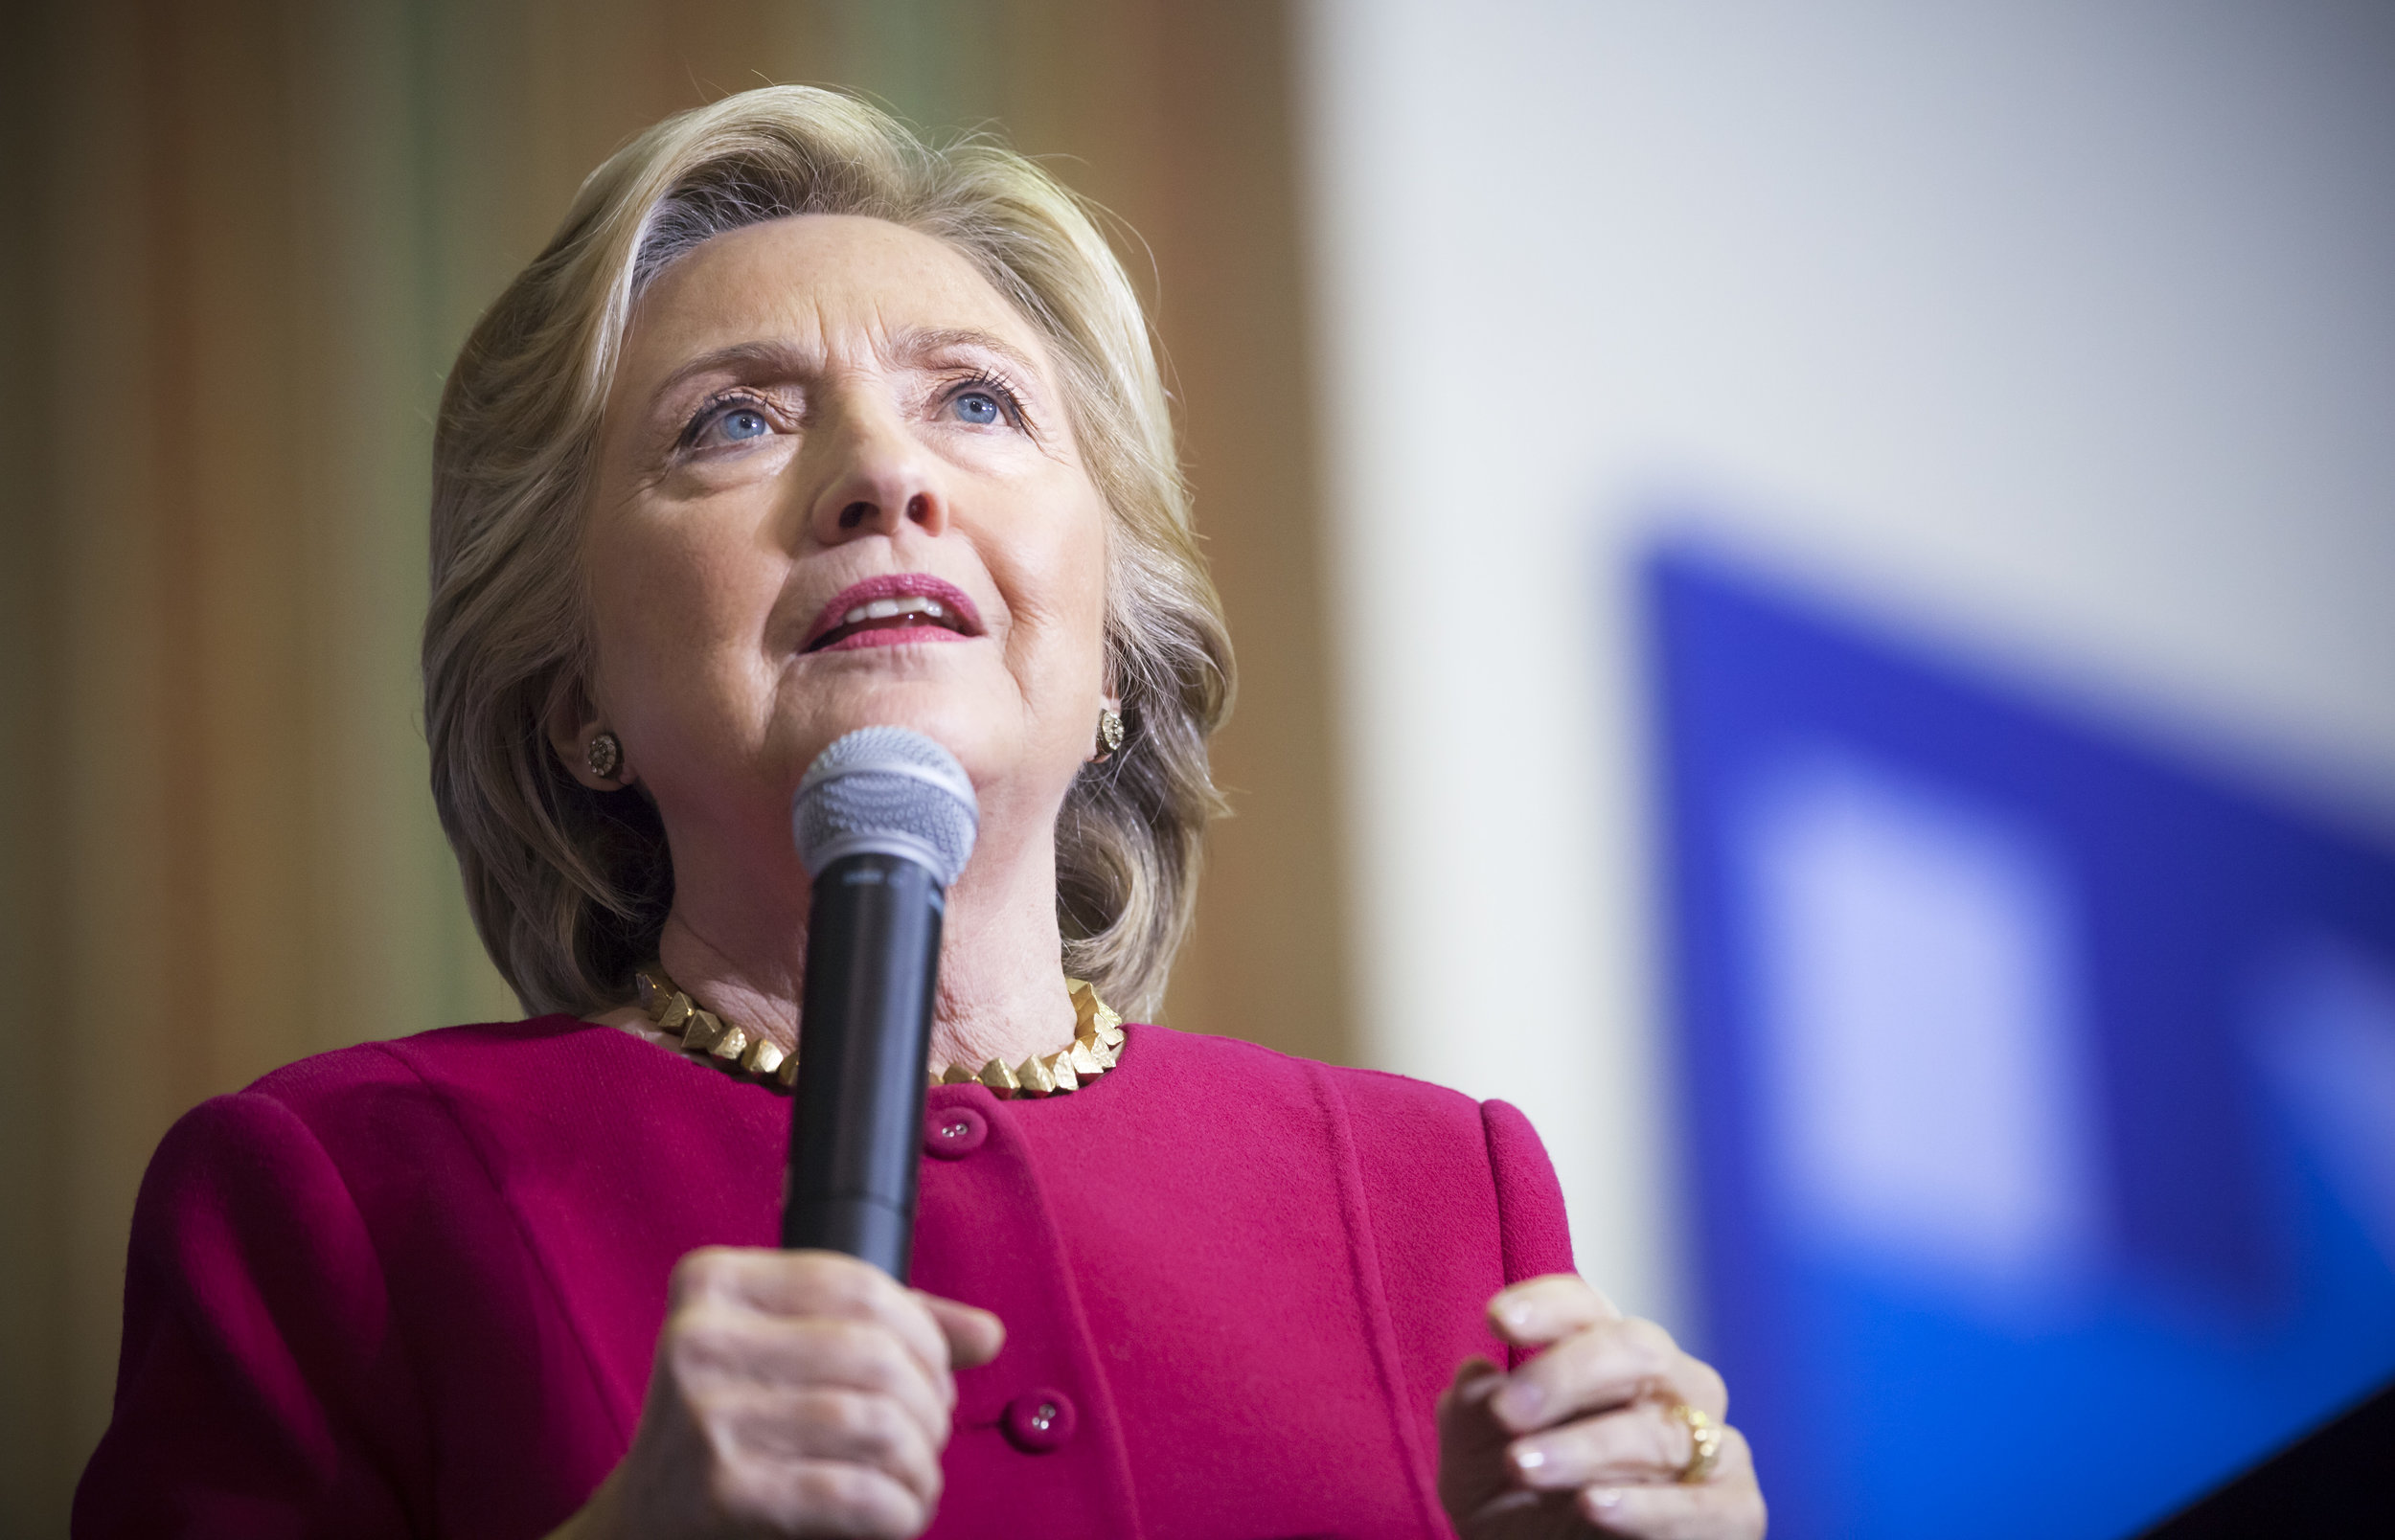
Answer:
[{"xmin": 555, "ymin": 1246, "xmax": 1006, "ymax": 1539}]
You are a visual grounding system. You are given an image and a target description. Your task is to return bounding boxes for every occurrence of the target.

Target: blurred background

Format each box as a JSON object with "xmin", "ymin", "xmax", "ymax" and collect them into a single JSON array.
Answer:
[{"xmin": 4, "ymin": 2, "xmax": 2393, "ymax": 1535}]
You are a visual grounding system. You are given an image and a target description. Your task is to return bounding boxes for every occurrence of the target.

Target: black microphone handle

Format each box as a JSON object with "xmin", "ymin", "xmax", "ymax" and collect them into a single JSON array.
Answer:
[{"xmin": 783, "ymin": 851, "xmax": 945, "ymax": 1279}]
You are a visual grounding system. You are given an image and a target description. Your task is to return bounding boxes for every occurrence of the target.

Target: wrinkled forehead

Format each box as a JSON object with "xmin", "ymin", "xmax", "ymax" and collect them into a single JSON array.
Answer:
[{"xmin": 622, "ymin": 213, "xmax": 1053, "ymax": 377}]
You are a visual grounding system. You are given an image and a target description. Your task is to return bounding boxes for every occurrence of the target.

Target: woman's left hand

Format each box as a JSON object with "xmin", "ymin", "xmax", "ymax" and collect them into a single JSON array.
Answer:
[{"xmin": 1437, "ymin": 1275, "xmax": 1766, "ymax": 1538}]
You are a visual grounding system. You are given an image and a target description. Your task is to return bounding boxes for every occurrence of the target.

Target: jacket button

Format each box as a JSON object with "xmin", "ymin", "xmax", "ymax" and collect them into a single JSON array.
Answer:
[
  {"xmin": 924, "ymin": 1103, "xmax": 988, "ymax": 1159},
  {"xmin": 1003, "ymin": 1389, "xmax": 1077, "ymax": 1453}
]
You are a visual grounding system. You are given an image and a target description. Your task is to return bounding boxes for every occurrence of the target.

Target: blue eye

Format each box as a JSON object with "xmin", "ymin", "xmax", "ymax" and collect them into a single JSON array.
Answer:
[
  {"xmin": 953, "ymin": 391, "xmax": 1001, "ymax": 425},
  {"xmin": 686, "ymin": 402, "xmax": 774, "ymax": 449}
]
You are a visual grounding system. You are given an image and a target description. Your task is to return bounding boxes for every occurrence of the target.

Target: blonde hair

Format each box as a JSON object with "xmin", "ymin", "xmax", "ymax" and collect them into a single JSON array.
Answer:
[{"xmin": 423, "ymin": 86, "xmax": 1232, "ymax": 1021}]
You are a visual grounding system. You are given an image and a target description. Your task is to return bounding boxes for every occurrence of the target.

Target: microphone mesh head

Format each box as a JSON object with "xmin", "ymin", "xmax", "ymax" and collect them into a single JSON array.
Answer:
[{"xmin": 791, "ymin": 726, "xmax": 979, "ymax": 885}]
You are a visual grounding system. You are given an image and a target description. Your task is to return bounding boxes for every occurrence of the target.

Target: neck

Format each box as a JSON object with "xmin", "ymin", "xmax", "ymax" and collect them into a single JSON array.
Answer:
[{"xmin": 650, "ymin": 814, "xmax": 1081, "ymax": 1073}]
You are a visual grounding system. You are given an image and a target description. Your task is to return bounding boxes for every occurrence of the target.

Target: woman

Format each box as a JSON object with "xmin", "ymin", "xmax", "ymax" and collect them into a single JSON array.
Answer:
[{"xmin": 76, "ymin": 87, "xmax": 1764, "ymax": 1539}]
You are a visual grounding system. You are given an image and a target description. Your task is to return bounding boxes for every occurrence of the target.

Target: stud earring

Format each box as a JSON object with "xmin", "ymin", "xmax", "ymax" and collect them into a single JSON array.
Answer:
[
  {"xmin": 1095, "ymin": 707, "xmax": 1125, "ymax": 758},
  {"xmin": 586, "ymin": 731, "xmax": 624, "ymax": 782}
]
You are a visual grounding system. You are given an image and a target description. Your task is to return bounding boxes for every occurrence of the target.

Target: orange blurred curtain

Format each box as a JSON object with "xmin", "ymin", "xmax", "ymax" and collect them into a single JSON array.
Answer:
[{"xmin": 0, "ymin": 0, "xmax": 1342, "ymax": 1527}]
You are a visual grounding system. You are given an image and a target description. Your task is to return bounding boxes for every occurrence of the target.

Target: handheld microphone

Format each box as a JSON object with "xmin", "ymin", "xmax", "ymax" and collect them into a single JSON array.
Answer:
[{"xmin": 783, "ymin": 727, "xmax": 979, "ymax": 1279}]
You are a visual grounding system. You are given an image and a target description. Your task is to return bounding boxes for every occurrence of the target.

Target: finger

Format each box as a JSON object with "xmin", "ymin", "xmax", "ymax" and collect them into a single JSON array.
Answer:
[
  {"xmin": 675, "ymin": 1249, "xmax": 954, "ymax": 1391},
  {"xmin": 1435, "ymin": 1356, "xmax": 1514, "ymax": 1516},
  {"xmin": 719, "ymin": 1386, "xmax": 947, "ymax": 1506},
  {"xmin": 673, "ymin": 1304, "xmax": 952, "ymax": 1440},
  {"xmin": 1435, "ymin": 1359, "xmax": 1505, "ymax": 1445},
  {"xmin": 1714, "ymin": 1424, "xmax": 1757, "ymax": 1484},
  {"xmin": 1446, "ymin": 1355, "xmax": 1505, "ymax": 1405},
  {"xmin": 713, "ymin": 1454, "xmax": 929, "ymax": 1539},
  {"xmin": 1580, "ymin": 1462, "xmax": 1767, "ymax": 1540},
  {"xmin": 921, "ymin": 1293, "xmax": 1005, "ymax": 1370},
  {"xmin": 675, "ymin": 1250, "xmax": 943, "ymax": 1361},
  {"xmin": 1507, "ymin": 1400, "xmax": 1685, "ymax": 1490},
  {"xmin": 1489, "ymin": 1317, "xmax": 1720, "ymax": 1435},
  {"xmin": 1510, "ymin": 1404, "xmax": 1755, "ymax": 1493},
  {"xmin": 1487, "ymin": 1274, "xmax": 1621, "ymax": 1349}
]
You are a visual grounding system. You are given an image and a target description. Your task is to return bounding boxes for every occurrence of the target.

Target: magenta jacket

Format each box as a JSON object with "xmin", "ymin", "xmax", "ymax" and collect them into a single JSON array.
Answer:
[{"xmin": 75, "ymin": 1018, "xmax": 1576, "ymax": 1538}]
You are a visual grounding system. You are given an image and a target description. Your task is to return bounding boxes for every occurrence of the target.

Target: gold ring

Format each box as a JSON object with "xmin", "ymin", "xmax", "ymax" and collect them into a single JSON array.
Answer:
[{"xmin": 1668, "ymin": 1402, "xmax": 1723, "ymax": 1483}]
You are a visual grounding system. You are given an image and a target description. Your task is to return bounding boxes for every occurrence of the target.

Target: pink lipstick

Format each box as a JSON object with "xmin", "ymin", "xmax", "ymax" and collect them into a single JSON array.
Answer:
[{"xmin": 801, "ymin": 574, "xmax": 984, "ymax": 653}]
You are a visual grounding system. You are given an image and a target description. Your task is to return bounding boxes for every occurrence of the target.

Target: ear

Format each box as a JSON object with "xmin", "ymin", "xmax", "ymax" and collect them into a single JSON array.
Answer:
[{"xmin": 545, "ymin": 677, "xmax": 631, "ymax": 790}]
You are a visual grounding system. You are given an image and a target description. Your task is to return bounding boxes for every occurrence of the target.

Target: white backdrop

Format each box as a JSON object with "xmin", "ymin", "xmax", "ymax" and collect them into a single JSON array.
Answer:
[{"xmin": 1295, "ymin": 0, "xmax": 2395, "ymax": 1327}]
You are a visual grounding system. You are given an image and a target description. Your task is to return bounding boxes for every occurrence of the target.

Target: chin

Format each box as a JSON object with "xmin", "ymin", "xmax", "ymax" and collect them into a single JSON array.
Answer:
[{"xmin": 783, "ymin": 693, "xmax": 1011, "ymax": 784}]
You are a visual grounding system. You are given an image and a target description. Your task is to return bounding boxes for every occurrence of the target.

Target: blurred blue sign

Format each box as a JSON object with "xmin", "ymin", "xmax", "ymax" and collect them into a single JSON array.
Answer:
[{"xmin": 1649, "ymin": 543, "xmax": 2395, "ymax": 1539}]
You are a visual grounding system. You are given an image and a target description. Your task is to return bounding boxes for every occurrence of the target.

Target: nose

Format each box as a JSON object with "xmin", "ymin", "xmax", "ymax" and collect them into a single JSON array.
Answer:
[{"xmin": 804, "ymin": 396, "xmax": 951, "ymax": 545}]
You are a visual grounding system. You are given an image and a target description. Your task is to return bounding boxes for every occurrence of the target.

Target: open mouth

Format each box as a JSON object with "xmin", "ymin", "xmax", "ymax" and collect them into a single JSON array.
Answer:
[{"xmin": 802, "ymin": 574, "xmax": 983, "ymax": 653}]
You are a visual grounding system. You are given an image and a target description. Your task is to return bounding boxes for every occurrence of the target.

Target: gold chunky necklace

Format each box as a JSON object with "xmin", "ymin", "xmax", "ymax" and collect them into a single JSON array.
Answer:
[{"xmin": 632, "ymin": 965, "xmax": 1126, "ymax": 1098}]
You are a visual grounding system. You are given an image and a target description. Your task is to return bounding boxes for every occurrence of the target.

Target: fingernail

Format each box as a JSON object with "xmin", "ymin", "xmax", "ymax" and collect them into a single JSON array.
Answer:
[
  {"xmin": 1496, "ymin": 1299, "xmax": 1535, "ymax": 1332},
  {"xmin": 1491, "ymin": 1379, "xmax": 1544, "ymax": 1428},
  {"xmin": 1508, "ymin": 1439, "xmax": 1566, "ymax": 1488},
  {"xmin": 1585, "ymin": 1487, "xmax": 1624, "ymax": 1515}
]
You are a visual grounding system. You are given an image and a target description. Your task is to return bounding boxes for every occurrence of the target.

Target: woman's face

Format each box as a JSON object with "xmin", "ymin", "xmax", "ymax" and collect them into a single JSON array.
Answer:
[{"xmin": 574, "ymin": 214, "xmax": 1111, "ymax": 891}]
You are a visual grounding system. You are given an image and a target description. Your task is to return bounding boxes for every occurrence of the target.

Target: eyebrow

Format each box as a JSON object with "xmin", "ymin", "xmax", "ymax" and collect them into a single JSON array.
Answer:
[
  {"xmin": 649, "ymin": 339, "xmax": 812, "ymax": 402},
  {"xmin": 895, "ymin": 327, "xmax": 1046, "ymax": 381},
  {"xmin": 648, "ymin": 328, "xmax": 1048, "ymax": 403}
]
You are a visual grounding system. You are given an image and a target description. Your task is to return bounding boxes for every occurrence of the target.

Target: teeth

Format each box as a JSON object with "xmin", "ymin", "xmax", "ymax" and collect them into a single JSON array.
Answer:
[{"xmin": 840, "ymin": 596, "xmax": 948, "ymax": 626}]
